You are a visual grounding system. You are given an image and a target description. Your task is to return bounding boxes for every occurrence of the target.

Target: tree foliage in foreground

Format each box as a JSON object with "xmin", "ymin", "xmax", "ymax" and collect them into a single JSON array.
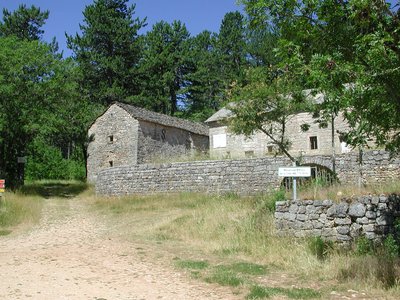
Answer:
[
  {"xmin": 236, "ymin": 0, "xmax": 400, "ymax": 155},
  {"xmin": 0, "ymin": 36, "xmax": 93, "ymax": 186}
]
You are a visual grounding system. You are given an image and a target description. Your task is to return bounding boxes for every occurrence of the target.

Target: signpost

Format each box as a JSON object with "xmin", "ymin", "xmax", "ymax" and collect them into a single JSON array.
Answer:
[
  {"xmin": 0, "ymin": 180, "xmax": 5, "ymax": 204},
  {"xmin": 0, "ymin": 179, "xmax": 4, "ymax": 193},
  {"xmin": 278, "ymin": 166, "xmax": 311, "ymax": 201}
]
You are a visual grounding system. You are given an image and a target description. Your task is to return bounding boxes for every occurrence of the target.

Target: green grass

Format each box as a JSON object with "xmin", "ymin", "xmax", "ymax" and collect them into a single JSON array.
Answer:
[
  {"xmin": 247, "ymin": 285, "xmax": 321, "ymax": 299},
  {"xmin": 0, "ymin": 229, "xmax": 12, "ymax": 236},
  {"xmin": 205, "ymin": 266, "xmax": 245, "ymax": 287},
  {"xmin": 216, "ymin": 262, "xmax": 268, "ymax": 276},
  {"xmin": 19, "ymin": 180, "xmax": 89, "ymax": 198},
  {"xmin": 175, "ymin": 259, "xmax": 209, "ymax": 270}
]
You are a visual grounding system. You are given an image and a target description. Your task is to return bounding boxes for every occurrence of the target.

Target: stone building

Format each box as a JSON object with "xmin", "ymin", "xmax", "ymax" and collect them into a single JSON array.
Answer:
[
  {"xmin": 205, "ymin": 104, "xmax": 351, "ymax": 160},
  {"xmin": 87, "ymin": 102, "xmax": 209, "ymax": 183}
]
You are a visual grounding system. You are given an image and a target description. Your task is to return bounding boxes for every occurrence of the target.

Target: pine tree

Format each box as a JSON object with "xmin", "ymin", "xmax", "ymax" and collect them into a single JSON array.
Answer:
[
  {"xmin": 138, "ymin": 20, "xmax": 191, "ymax": 115},
  {"xmin": 66, "ymin": 0, "xmax": 146, "ymax": 105},
  {"xmin": 0, "ymin": 4, "xmax": 49, "ymax": 41}
]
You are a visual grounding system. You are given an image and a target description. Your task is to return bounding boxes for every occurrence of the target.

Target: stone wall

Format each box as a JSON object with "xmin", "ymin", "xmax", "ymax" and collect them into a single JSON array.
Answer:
[
  {"xmin": 275, "ymin": 194, "xmax": 400, "ymax": 243},
  {"xmin": 96, "ymin": 157, "xmax": 287, "ymax": 196},
  {"xmin": 96, "ymin": 150, "xmax": 400, "ymax": 196},
  {"xmin": 137, "ymin": 120, "xmax": 209, "ymax": 164},
  {"xmin": 87, "ymin": 103, "xmax": 209, "ymax": 183},
  {"xmin": 87, "ymin": 105, "xmax": 139, "ymax": 183},
  {"xmin": 208, "ymin": 112, "xmax": 351, "ymax": 159}
]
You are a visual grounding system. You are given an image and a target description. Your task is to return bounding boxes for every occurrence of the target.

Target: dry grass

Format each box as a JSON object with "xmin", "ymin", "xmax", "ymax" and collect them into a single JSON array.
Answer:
[
  {"xmin": 297, "ymin": 180, "xmax": 400, "ymax": 202},
  {"xmin": 0, "ymin": 191, "xmax": 43, "ymax": 234},
  {"xmin": 90, "ymin": 183, "xmax": 400, "ymax": 298}
]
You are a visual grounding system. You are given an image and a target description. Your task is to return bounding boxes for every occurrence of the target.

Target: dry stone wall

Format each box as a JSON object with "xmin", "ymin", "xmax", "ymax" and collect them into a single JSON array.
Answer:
[
  {"xmin": 96, "ymin": 150, "xmax": 399, "ymax": 196},
  {"xmin": 275, "ymin": 194, "xmax": 400, "ymax": 243},
  {"xmin": 96, "ymin": 157, "xmax": 287, "ymax": 196}
]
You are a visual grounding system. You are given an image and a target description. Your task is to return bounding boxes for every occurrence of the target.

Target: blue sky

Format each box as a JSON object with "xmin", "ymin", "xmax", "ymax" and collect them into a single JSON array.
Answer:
[{"xmin": 0, "ymin": 0, "xmax": 241, "ymax": 57}]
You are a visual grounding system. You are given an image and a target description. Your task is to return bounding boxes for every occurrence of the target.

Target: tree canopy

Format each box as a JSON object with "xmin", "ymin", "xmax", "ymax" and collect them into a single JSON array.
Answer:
[
  {"xmin": 66, "ymin": 0, "xmax": 146, "ymax": 106},
  {"xmin": 0, "ymin": 4, "xmax": 49, "ymax": 41}
]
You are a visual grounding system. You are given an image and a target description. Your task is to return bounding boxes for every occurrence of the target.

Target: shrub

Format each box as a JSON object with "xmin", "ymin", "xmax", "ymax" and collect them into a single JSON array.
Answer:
[
  {"xmin": 356, "ymin": 236, "xmax": 374, "ymax": 256},
  {"xmin": 308, "ymin": 236, "xmax": 333, "ymax": 260}
]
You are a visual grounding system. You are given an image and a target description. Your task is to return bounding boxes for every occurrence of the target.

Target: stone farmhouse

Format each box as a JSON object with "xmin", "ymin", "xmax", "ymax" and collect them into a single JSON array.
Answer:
[
  {"xmin": 87, "ymin": 102, "xmax": 209, "ymax": 183},
  {"xmin": 205, "ymin": 103, "xmax": 352, "ymax": 160}
]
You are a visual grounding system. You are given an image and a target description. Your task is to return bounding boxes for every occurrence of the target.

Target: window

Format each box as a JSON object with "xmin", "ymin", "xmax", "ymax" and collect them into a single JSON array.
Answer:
[
  {"xmin": 310, "ymin": 136, "xmax": 318, "ymax": 150},
  {"xmin": 245, "ymin": 150, "xmax": 255, "ymax": 158},
  {"xmin": 108, "ymin": 135, "xmax": 114, "ymax": 143},
  {"xmin": 212, "ymin": 133, "xmax": 227, "ymax": 148},
  {"xmin": 109, "ymin": 161, "xmax": 113, "ymax": 167}
]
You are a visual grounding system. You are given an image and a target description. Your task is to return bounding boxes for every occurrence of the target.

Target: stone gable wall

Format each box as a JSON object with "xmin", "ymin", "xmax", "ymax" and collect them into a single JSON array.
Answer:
[
  {"xmin": 275, "ymin": 194, "xmax": 400, "ymax": 243},
  {"xmin": 87, "ymin": 105, "xmax": 139, "ymax": 183},
  {"xmin": 96, "ymin": 150, "xmax": 400, "ymax": 196}
]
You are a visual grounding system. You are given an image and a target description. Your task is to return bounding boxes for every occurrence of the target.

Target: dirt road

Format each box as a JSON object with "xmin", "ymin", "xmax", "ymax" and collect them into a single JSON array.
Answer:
[{"xmin": 0, "ymin": 198, "xmax": 238, "ymax": 300}]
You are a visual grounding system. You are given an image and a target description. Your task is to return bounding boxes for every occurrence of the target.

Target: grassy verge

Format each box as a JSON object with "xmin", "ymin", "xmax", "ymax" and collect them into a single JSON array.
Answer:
[
  {"xmin": 91, "ymin": 185, "xmax": 400, "ymax": 299},
  {"xmin": 0, "ymin": 191, "xmax": 43, "ymax": 235}
]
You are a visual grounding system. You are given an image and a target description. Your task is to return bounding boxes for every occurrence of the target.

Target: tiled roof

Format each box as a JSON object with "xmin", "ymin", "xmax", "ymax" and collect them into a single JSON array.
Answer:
[{"xmin": 116, "ymin": 102, "xmax": 209, "ymax": 136}]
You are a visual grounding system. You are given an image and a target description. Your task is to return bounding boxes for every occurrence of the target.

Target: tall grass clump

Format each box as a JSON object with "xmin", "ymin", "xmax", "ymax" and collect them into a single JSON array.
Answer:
[{"xmin": 0, "ymin": 192, "xmax": 43, "ymax": 234}]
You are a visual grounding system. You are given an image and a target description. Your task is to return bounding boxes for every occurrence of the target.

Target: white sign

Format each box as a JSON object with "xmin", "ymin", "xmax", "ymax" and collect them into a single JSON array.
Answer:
[
  {"xmin": 278, "ymin": 167, "xmax": 311, "ymax": 177},
  {"xmin": 212, "ymin": 134, "xmax": 227, "ymax": 148},
  {"xmin": 17, "ymin": 157, "xmax": 27, "ymax": 163}
]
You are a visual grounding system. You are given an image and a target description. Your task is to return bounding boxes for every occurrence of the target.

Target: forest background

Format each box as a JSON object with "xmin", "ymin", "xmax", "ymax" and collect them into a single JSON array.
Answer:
[{"xmin": 0, "ymin": 0, "xmax": 399, "ymax": 188}]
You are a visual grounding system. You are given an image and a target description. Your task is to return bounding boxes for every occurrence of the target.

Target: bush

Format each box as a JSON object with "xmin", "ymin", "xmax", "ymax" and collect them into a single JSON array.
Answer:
[
  {"xmin": 256, "ymin": 189, "xmax": 286, "ymax": 213},
  {"xmin": 308, "ymin": 236, "xmax": 333, "ymax": 260},
  {"xmin": 356, "ymin": 236, "xmax": 374, "ymax": 256},
  {"xmin": 25, "ymin": 139, "xmax": 85, "ymax": 181}
]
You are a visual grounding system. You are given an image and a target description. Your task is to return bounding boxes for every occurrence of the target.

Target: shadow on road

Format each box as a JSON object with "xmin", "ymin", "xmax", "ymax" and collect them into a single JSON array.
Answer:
[{"xmin": 18, "ymin": 182, "xmax": 89, "ymax": 199}]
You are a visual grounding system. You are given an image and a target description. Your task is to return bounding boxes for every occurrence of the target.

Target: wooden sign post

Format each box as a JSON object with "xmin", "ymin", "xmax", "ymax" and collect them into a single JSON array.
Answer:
[{"xmin": 278, "ymin": 166, "xmax": 311, "ymax": 201}]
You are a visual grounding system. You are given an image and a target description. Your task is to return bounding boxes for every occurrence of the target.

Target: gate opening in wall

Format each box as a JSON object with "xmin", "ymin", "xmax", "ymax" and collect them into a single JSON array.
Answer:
[{"xmin": 281, "ymin": 164, "xmax": 336, "ymax": 191}]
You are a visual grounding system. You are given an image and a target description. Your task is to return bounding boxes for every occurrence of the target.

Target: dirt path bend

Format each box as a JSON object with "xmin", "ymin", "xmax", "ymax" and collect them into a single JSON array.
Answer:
[{"xmin": 0, "ymin": 198, "xmax": 238, "ymax": 300}]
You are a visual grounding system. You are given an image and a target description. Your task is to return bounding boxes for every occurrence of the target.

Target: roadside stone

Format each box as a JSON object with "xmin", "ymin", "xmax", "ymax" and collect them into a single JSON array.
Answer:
[
  {"xmin": 296, "ymin": 214, "xmax": 307, "ymax": 222},
  {"xmin": 336, "ymin": 226, "xmax": 350, "ymax": 235},
  {"xmin": 336, "ymin": 202, "xmax": 349, "ymax": 217},
  {"xmin": 365, "ymin": 232, "xmax": 376, "ymax": 239},
  {"xmin": 376, "ymin": 215, "xmax": 391, "ymax": 226},
  {"xmin": 313, "ymin": 200, "xmax": 325, "ymax": 206},
  {"xmin": 298, "ymin": 206, "xmax": 306, "ymax": 214},
  {"xmin": 356, "ymin": 217, "xmax": 369, "ymax": 225},
  {"xmin": 363, "ymin": 224, "xmax": 375, "ymax": 232},
  {"xmin": 327, "ymin": 206, "xmax": 336, "ymax": 217},
  {"xmin": 313, "ymin": 221, "xmax": 324, "ymax": 229},
  {"xmin": 334, "ymin": 217, "xmax": 351, "ymax": 225},
  {"xmin": 337, "ymin": 234, "xmax": 352, "ymax": 242},
  {"xmin": 378, "ymin": 203, "xmax": 387, "ymax": 210},
  {"xmin": 306, "ymin": 206, "xmax": 316, "ymax": 214},
  {"xmin": 366, "ymin": 211, "xmax": 376, "ymax": 219},
  {"xmin": 289, "ymin": 205, "xmax": 298, "ymax": 214},
  {"xmin": 349, "ymin": 203, "xmax": 366, "ymax": 218},
  {"xmin": 371, "ymin": 196, "xmax": 379, "ymax": 205},
  {"xmin": 350, "ymin": 223, "xmax": 362, "ymax": 237}
]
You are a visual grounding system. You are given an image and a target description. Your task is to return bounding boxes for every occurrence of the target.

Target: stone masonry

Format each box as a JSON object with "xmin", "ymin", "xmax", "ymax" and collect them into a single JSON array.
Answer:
[
  {"xmin": 87, "ymin": 102, "xmax": 209, "ymax": 183},
  {"xmin": 275, "ymin": 194, "xmax": 400, "ymax": 244},
  {"xmin": 96, "ymin": 150, "xmax": 400, "ymax": 196}
]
